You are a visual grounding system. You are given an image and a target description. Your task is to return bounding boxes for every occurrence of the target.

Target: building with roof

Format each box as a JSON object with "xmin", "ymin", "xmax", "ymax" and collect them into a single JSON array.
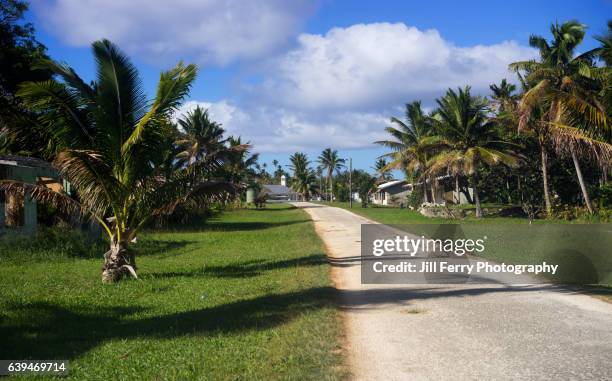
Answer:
[
  {"xmin": 371, "ymin": 176, "xmax": 473, "ymax": 206},
  {"xmin": 261, "ymin": 175, "xmax": 299, "ymax": 202},
  {"xmin": 0, "ymin": 155, "xmax": 69, "ymax": 230}
]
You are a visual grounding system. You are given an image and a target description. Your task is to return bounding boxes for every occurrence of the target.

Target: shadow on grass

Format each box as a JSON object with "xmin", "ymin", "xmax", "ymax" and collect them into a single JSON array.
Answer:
[
  {"xmin": 157, "ymin": 219, "xmax": 310, "ymax": 233},
  {"xmin": 0, "ymin": 284, "xmax": 574, "ymax": 361},
  {"xmin": 146, "ymin": 253, "xmax": 328, "ymax": 279},
  {"xmin": 136, "ymin": 239, "xmax": 199, "ymax": 257}
]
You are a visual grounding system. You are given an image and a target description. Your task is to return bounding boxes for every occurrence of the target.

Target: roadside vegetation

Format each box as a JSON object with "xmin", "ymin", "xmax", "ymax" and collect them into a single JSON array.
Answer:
[{"xmin": 0, "ymin": 205, "xmax": 346, "ymax": 380}]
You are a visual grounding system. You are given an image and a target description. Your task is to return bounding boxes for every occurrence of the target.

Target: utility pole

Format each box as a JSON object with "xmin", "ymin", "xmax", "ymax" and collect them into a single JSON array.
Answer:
[{"xmin": 349, "ymin": 157, "xmax": 353, "ymax": 208}]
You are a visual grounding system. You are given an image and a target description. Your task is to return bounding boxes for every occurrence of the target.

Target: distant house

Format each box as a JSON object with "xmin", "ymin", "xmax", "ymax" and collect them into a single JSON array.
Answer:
[
  {"xmin": 371, "ymin": 176, "xmax": 473, "ymax": 206},
  {"xmin": 261, "ymin": 175, "xmax": 299, "ymax": 202},
  {"xmin": 0, "ymin": 155, "xmax": 69, "ymax": 230},
  {"xmin": 371, "ymin": 180, "xmax": 412, "ymax": 206}
]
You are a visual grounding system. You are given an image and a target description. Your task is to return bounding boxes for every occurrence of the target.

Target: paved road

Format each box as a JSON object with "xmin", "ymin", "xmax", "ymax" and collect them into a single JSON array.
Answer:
[{"xmin": 293, "ymin": 202, "xmax": 612, "ymax": 381}]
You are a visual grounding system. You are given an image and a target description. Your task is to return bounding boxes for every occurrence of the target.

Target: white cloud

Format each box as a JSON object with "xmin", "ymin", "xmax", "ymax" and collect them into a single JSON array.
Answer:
[
  {"xmin": 33, "ymin": 0, "xmax": 316, "ymax": 65},
  {"xmin": 259, "ymin": 23, "xmax": 537, "ymax": 110},
  {"xmin": 175, "ymin": 100, "xmax": 388, "ymax": 153}
]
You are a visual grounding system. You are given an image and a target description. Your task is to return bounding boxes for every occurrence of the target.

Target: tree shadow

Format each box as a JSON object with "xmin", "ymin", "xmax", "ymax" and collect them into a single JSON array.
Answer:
[
  {"xmin": 160, "ymin": 219, "xmax": 310, "ymax": 233},
  {"xmin": 0, "ymin": 287, "xmax": 338, "ymax": 361},
  {"xmin": 0, "ymin": 283, "xmax": 574, "ymax": 361},
  {"xmin": 135, "ymin": 239, "xmax": 199, "ymax": 257},
  {"xmin": 146, "ymin": 253, "xmax": 328, "ymax": 279}
]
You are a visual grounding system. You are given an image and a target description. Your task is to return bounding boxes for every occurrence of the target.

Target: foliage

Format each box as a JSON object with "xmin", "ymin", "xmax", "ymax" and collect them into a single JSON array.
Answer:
[
  {"xmin": 0, "ymin": 0, "xmax": 52, "ymax": 156},
  {"xmin": 0, "ymin": 205, "xmax": 346, "ymax": 380},
  {"xmin": 1, "ymin": 39, "xmax": 242, "ymax": 282}
]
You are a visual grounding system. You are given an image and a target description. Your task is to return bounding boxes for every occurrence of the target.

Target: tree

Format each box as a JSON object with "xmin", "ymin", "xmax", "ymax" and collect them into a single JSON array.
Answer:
[
  {"xmin": 426, "ymin": 87, "xmax": 521, "ymax": 217},
  {"xmin": 1, "ymin": 39, "xmax": 240, "ymax": 283},
  {"xmin": 289, "ymin": 152, "xmax": 317, "ymax": 200},
  {"xmin": 0, "ymin": 0, "xmax": 52, "ymax": 156},
  {"xmin": 373, "ymin": 158, "xmax": 392, "ymax": 181},
  {"xmin": 175, "ymin": 106, "xmax": 227, "ymax": 167},
  {"xmin": 510, "ymin": 20, "xmax": 612, "ymax": 215},
  {"xmin": 595, "ymin": 20, "xmax": 612, "ymax": 66},
  {"xmin": 317, "ymin": 148, "xmax": 345, "ymax": 201},
  {"xmin": 375, "ymin": 101, "xmax": 434, "ymax": 202}
]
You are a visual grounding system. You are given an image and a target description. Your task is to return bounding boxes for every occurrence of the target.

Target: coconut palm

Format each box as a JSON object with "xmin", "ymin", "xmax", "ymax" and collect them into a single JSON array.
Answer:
[
  {"xmin": 510, "ymin": 20, "xmax": 611, "ymax": 215},
  {"xmin": 373, "ymin": 158, "xmax": 392, "ymax": 181},
  {"xmin": 175, "ymin": 106, "xmax": 227, "ymax": 167},
  {"xmin": 375, "ymin": 100, "xmax": 434, "ymax": 201},
  {"xmin": 289, "ymin": 152, "xmax": 317, "ymax": 200},
  {"xmin": 595, "ymin": 20, "xmax": 612, "ymax": 66},
  {"xmin": 1, "ymin": 39, "xmax": 239, "ymax": 283},
  {"xmin": 490, "ymin": 79, "xmax": 518, "ymax": 115},
  {"xmin": 317, "ymin": 148, "xmax": 345, "ymax": 201},
  {"xmin": 426, "ymin": 87, "xmax": 521, "ymax": 217}
]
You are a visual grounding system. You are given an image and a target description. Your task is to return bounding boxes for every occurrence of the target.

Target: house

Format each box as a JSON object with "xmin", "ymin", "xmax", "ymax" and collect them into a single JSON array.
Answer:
[
  {"xmin": 0, "ymin": 155, "xmax": 69, "ymax": 231},
  {"xmin": 371, "ymin": 176, "xmax": 473, "ymax": 206},
  {"xmin": 260, "ymin": 175, "xmax": 300, "ymax": 202},
  {"xmin": 371, "ymin": 180, "xmax": 412, "ymax": 206}
]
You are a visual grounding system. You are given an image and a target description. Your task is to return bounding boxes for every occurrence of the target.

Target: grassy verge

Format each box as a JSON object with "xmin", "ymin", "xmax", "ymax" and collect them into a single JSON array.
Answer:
[
  {"xmin": 318, "ymin": 201, "xmax": 529, "ymax": 224},
  {"xmin": 318, "ymin": 202, "xmax": 611, "ymax": 299},
  {"xmin": 0, "ymin": 204, "xmax": 345, "ymax": 380}
]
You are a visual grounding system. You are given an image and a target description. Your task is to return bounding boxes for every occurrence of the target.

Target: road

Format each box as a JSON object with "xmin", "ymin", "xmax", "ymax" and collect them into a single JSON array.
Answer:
[{"xmin": 293, "ymin": 202, "xmax": 612, "ymax": 381}]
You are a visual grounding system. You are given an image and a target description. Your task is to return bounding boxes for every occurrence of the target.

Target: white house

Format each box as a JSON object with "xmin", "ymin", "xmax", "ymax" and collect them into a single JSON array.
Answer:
[{"xmin": 371, "ymin": 176, "xmax": 473, "ymax": 206}]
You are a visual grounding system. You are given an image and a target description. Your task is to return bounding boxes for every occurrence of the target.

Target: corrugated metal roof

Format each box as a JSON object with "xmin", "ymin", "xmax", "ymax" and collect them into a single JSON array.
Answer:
[
  {"xmin": 0, "ymin": 155, "xmax": 54, "ymax": 169},
  {"xmin": 262, "ymin": 184, "xmax": 296, "ymax": 195}
]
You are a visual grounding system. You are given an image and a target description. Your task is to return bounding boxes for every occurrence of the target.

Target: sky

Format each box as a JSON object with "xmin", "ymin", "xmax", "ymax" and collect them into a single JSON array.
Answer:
[{"xmin": 25, "ymin": 0, "xmax": 612, "ymax": 175}]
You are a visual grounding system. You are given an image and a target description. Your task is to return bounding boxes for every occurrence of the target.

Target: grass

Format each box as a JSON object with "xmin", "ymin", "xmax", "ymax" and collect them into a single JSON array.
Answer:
[
  {"xmin": 318, "ymin": 201, "xmax": 612, "ymax": 294},
  {"xmin": 0, "ymin": 204, "xmax": 346, "ymax": 380},
  {"xmin": 320, "ymin": 201, "xmax": 529, "ymax": 224}
]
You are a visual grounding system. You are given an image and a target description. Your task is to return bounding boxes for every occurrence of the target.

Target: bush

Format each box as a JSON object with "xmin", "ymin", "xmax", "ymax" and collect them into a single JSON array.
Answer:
[{"xmin": 407, "ymin": 187, "xmax": 424, "ymax": 209}]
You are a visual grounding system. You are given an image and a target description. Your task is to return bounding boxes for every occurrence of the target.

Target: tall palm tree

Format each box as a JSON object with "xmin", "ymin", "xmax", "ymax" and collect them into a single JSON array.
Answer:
[
  {"xmin": 289, "ymin": 152, "xmax": 316, "ymax": 200},
  {"xmin": 223, "ymin": 136, "xmax": 257, "ymax": 185},
  {"xmin": 510, "ymin": 20, "xmax": 611, "ymax": 215},
  {"xmin": 490, "ymin": 79, "xmax": 518, "ymax": 115},
  {"xmin": 1, "ymin": 40, "xmax": 239, "ymax": 283},
  {"xmin": 595, "ymin": 20, "xmax": 612, "ymax": 66},
  {"xmin": 317, "ymin": 148, "xmax": 345, "ymax": 201},
  {"xmin": 175, "ymin": 106, "xmax": 227, "ymax": 167},
  {"xmin": 426, "ymin": 87, "xmax": 521, "ymax": 217},
  {"xmin": 375, "ymin": 101, "xmax": 434, "ymax": 202},
  {"xmin": 373, "ymin": 158, "xmax": 392, "ymax": 181}
]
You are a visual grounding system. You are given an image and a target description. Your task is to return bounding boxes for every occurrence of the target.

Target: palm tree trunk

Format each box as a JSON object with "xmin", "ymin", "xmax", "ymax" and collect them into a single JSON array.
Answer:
[
  {"xmin": 539, "ymin": 142, "xmax": 553, "ymax": 216},
  {"xmin": 455, "ymin": 175, "xmax": 460, "ymax": 204},
  {"xmin": 430, "ymin": 180, "xmax": 436, "ymax": 203},
  {"xmin": 472, "ymin": 174, "xmax": 483, "ymax": 218},
  {"xmin": 101, "ymin": 240, "xmax": 137, "ymax": 283},
  {"xmin": 330, "ymin": 176, "xmax": 333, "ymax": 202},
  {"xmin": 570, "ymin": 146, "xmax": 594, "ymax": 214},
  {"xmin": 422, "ymin": 183, "xmax": 428, "ymax": 203}
]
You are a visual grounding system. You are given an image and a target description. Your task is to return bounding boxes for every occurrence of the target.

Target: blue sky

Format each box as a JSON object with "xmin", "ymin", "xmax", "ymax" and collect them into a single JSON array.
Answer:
[{"xmin": 26, "ymin": 0, "xmax": 612, "ymax": 175}]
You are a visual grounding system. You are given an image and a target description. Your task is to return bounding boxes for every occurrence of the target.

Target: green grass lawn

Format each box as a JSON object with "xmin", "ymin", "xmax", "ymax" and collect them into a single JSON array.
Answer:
[
  {"xmin": 0, "ymin": 205, "xmax": 346, "ymax": 380},
  {"xmin": 319, "ymin": 202, "xmax": 612, "ymax": 292},
  {"xmin": 319, "ymin": 201, "xmax": 529, "ymax": 224}
]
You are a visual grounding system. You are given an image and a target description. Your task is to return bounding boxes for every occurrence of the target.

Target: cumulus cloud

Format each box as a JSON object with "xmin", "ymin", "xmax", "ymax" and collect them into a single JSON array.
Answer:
[
  {"xmin": 33, "ymin": 0, "xmax": 317, "ymax": 65},
  {"xmin": 175, "ymin": 100, "xmax": 388, "ymax": 153},
  {"xmin": 259, "ymin": 23, "xmax": 537, "ymax": 110}
]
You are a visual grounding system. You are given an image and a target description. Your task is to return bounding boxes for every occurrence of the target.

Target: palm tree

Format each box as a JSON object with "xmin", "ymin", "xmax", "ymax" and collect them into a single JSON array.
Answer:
[
  {"xmin": 224, "ymin": 136, "xmax": 258, "ymax": 185},
  {"xmin": 490, "ymin": 79, "xmax": 518, "ymax": 115},
  {"xmin": 373, "ymin": 158, "xmax": 392, "ymax": 181},
  {"xmin": 317, "ymin": 148, "xmax": 345, "ymax": 201},
  {"xmin": 175, "ymin": 106, "xmax": 227, "ymax": 167},
  {"xmin": 2, "ymin": 40, "xmax": 239, "ymax": 283},
  {"xmin": 426, "ymin": 87, "xmax": 521, "ymax": 217},
  {"xmin": 289, "ymin": 152, "xmax": 316, "ymax": 200},
  {"xmin": 510, "ymin": 20, "xmax": 611, "ymax": 215},
  {"xmin": 375, "ymin": 101, "xmax": 434, "ymax": 202},
  {"xmin": 595, "ymin": 20, "xmax": 612, "ymax": 66}
]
